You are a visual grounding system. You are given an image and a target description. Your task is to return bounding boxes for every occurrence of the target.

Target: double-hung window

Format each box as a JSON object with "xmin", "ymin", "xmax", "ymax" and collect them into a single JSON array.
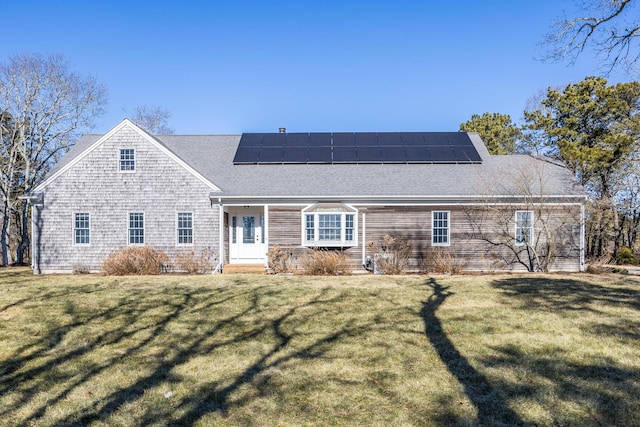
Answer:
[
  {"xmin": 303, "ymin": 203, "xmax": 357, "ymax": 246},
  {"xmin": 177, "ymin": 212, "xmax": 193, "ymax": 245},
  {"xmin": 129, "ymin": 212, "xmax": 144, "ymax": 244},
  {"xmin": 432, "ymin": 211, "xmax": 450, "ymax": 246},
  {"xmin": 120, "ymin": 149, "xmax": 135, "ymax": 171},
  {"xmin": 74, "ymin": 213, "xmax": 90, "ymax": 245},
  {"xmin": 515, "ymin": 210, "xmax": 533, "ymax": 246}
]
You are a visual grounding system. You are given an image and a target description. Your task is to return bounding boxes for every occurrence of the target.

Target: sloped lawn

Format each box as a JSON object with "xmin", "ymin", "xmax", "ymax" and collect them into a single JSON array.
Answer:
[{"xmin": 0, "ymin": 268, "xmax": 638, "ymax": 426}]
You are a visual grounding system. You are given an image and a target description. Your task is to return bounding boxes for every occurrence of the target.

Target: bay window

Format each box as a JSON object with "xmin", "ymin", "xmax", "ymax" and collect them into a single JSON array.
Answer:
[{"xmin": 302, "ymin": 203, "xmax": 357, "ymax": 246}]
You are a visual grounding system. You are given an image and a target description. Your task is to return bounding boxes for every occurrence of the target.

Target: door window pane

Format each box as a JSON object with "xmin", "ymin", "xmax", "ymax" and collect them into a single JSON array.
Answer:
[{"xmin": 243, "ymin": 216, "xmax": 255, "ymax": 244}]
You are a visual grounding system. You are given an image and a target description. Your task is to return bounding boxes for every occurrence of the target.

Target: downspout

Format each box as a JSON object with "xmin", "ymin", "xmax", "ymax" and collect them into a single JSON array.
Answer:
[
  {"xmin": 213, "ymin": 198, "xmax": 224, "ymax": 274},
  {"xmin": 361, "ymin": 212, "xmax": 373, "ymax": 272},
  {"xmin": 31, "ymin": 206, "xmax": 35, "ymax": 271}
]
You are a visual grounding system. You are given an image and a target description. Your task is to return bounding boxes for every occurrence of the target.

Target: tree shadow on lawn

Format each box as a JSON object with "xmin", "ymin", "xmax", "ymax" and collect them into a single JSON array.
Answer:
[
  {"xmin": 1, "ymin": 282, "xmax": 374, "ymax": 426},
  {"xmin": 487, "ymin": 276, "xmax": 640, "ymax": 425},
  {"xmin": 491, "ymin": 275, "xmax": 640, "ymax": 313},
  {"xmin": 420, "ymin": 278, "xmax": 526, "ymax": 426}
]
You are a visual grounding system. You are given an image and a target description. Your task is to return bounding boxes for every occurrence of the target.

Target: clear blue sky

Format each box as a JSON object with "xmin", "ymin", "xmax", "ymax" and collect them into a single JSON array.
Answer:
[{"xmin": 2, "ymin": 0, "xmax": 629, "ymax": 134}]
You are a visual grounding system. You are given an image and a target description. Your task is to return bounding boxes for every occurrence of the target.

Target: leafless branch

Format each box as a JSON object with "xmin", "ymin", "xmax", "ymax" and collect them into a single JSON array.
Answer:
[{"xmin": 544, "ymin": 0, "xmax": 640, "ymax": 74}]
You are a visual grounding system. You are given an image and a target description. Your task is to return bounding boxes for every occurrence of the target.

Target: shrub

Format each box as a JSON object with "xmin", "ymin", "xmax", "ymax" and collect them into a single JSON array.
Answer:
[
  {"xmin": 615, "ymin": 246, "xmax": 639, "ymax": 265},
  {"xmin": 368, "ymin": 235, "xmax": 412, "ymax": 274},
  {"xmin": 425, "ymin": 247, "xmax": 468, "ymax": 274},
  {"xmin": 300, "ymin": 248, "xmax": 352, "ymax": 275},
  {"xmin": 72, "ymin": 263, "xmax": 91, "ymax": 275},
  {"xmin": 175, "ymin": 247, "xmax": 217, "ymax": 274},
  {"xmin": 101, "ymin": 247, "xmax": 169, "ymax": 275},
  {"xmin": 267, "ymin": 244, "xmax": 293, "ymax": 274}
]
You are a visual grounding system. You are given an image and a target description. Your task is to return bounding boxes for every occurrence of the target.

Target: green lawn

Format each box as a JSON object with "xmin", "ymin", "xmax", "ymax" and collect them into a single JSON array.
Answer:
[{"xmin": 0, "ymin": 268, "xmax": 638, "ymax": 426}]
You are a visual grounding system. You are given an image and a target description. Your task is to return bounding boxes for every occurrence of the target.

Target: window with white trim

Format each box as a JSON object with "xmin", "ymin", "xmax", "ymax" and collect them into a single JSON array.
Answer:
[
  {"xmin": 432, "ymin": 211, "xmax": 450, "ymax": 246},
  {"xmin": 177, "ymin": 212, "xmax": 193, "ymax": 245},
  {"xmin": 515, "ymin": 210, "xmax": 533, "ymax": 246},
  {"xmin": 74, "ymin": 213, "xmax": 90, "ymax": 245},
  {"xmin": 302, "ymin": 203, "xmax": 357, "ymax": 246},
  {"xmin": 120, "ymin": 148, "xmax": 135, "ymax": 171},
  {"xmin": 129, "ymin": 212, "xmax": 144, "ymax": 244}
]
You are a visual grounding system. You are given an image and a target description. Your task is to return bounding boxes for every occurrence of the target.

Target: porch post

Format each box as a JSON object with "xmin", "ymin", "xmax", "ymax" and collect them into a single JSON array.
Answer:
[
  {"xmin": 264, "ymin": 204, "xmax": 269, "ymax": 267},
  {"xmin": 218, "ymin": 199, "xmax": 224, "ymax": 273}
]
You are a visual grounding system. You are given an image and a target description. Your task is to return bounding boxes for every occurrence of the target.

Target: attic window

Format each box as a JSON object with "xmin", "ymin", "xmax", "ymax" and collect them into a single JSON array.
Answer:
[
  {"xmin": 302, "ymin": 203, "xmax": 357, "ymax": 247},
  {"xmin": 120, "ymin": 149, "xmax": 135, "ymax": 171}
]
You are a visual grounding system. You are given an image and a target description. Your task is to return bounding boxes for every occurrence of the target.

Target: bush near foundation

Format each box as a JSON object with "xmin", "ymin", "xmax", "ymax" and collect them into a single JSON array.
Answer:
[
  {"xmin": 425, "ymin": 247, "xmax": 468, "ymax": 274},
  {"xmin": 300, "ymin": 248, "xmax": 352, "ymax": 275},
  {"xmin": 368, "ymin": 235, "xmax": 412, "ymax": 274},
  {"xmin": 101, "ymin": 247, "xmax": 169, "ymax": 275},
  {"xmin": 175, "ymin": 247, "xmax": 217, "ymax": 274},
  {"xmin": 267, "ymin": 244, "xmax": 294, "ymax": 274}
]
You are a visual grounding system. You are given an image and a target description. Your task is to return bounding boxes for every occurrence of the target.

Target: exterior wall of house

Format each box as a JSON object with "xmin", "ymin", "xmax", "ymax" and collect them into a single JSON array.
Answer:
[
  {"xmin": 32, "ymin": 126, "xmax": 219, "ymax": 274},
  {"xmin": 266, "ymin": 203, "xmax": 582, "ymax": 273}
]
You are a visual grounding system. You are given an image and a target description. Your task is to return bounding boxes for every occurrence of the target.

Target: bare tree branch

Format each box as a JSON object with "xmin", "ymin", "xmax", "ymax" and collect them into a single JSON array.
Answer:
[
  {"xmin": 0, "ymin": 53, "xmax": 108, "ymax": 264},
  {"xmin": 544, "ymin": 0, "xmax": 640, "ymax": 74}
]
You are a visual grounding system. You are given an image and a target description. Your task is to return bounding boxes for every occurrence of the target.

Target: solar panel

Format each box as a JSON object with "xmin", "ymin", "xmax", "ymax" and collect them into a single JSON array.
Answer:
[
  {"xmin": 431, "ymin": 146, "xmax": 456, "ymax": 162},
  {"xmin": 258, "ymin": 147, "xmax": 284, "ymax": 163},
  {"xmin": 447, "ymin": 133, "xmax": 473, "ymax": 146},
  {"xmin": 452, "ymin": 146, "xmax": 482, "ymax": 162},
  {"xmin": 357, "ymin": 146, "xmax": 383, "ymax": 162},
  {"xmin": 405, "ymin": 146, "xmax": 430, "ymax": 162},
  {"xmin": 307, "ymin": 146, "xmax": 332, "ymax": 163},
  {"xmin": 233, "ymin": 147, "xmax": 258, "ymax": 163},
  {"xmin": 425, "ymin": 133, "xmax": 450, "ymax": 146},
  {"xmin": 233, "ymin": 132, "xmax": 482, "ymax": 164},
  {"xmin": 333, "ymin": 146, "xmax": 357, "ymax": 162},
  {"xmin": 332, "ymin": 133, "xmax": 355, "ymax": 146},
  {"xmin": 283, "ymin": 146, "xmax": 308, "ymax": 163},
  {"xmin": 377, "ymin": 133, "xmax": 402, "ymax": 146},
  {"xmin": 400, "ymin": 133, "xmax": 426, "ymax": 145},
  {"xmin": 285, "ymin": 133, "xmax": 309, "ymax": 146},
  {"xmin": 379, "ymin": 146, "xmax": 407, "ymax": 162},
  {"xmin": 240, "ymin": 133, "xmax": 263, "ymax": 147},
  {"xmin": 308, "ymin": 133, "xmax": 331, "ymax": 146},
  {"xmin": 354, "ymin": 132, "xmax": 378, "ymax": 146},
  {"xmin": 261, "ymin": 133, "xmax": 286, "ymax": 147}
]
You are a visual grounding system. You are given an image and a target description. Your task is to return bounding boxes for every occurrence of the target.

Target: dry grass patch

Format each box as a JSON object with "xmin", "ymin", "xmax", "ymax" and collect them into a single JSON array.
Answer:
[{"xmin": 0, "ymin": 268, "xmax": 638, "ymax": 426}]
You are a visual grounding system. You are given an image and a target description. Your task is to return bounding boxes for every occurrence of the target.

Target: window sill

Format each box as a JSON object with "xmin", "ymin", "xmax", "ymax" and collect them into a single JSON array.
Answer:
[{"xmin": 303, "ymin": 242, "xmax": 356, "ymax": 248}]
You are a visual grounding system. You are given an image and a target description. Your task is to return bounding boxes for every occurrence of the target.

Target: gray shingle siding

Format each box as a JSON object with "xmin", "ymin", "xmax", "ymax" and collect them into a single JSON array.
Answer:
[{"xmin": 32, "ymin": 125, "xmax": 219, "ymax": 273}]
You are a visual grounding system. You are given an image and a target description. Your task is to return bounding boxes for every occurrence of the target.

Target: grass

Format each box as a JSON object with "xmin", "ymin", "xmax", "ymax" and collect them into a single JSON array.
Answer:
[{"xmin": 0, "ymin": 268, "xmax": 638, "ymax": 426}]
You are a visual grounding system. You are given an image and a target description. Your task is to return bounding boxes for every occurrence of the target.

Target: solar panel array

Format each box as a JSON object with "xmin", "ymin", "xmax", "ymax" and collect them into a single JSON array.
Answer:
[{"xmin": 233, "ymin": 132, "xmax": 482, "ymax": 164}]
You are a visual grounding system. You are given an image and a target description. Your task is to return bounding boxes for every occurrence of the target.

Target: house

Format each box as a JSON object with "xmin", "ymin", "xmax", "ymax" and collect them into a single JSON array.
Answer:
[{"xmin": 27, "ymin": 119, "xmax": 585, "ymax": 274}]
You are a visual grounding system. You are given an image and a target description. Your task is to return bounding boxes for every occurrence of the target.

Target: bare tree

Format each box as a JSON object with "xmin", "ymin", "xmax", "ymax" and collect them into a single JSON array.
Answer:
[
  {"xmin": 467, "ymin": 157, "xmax": 583, "ymax": 272},
  {"xmin": 130, "ymin": 105, "xmax": 174, "ymax": 134},
  {"xmin": 0, "ymin": 53, "xmax": 107, "ymax": 265},
  {"xmin": 544, "ymin": 0, "xmax": 640, "ymax": 74}
]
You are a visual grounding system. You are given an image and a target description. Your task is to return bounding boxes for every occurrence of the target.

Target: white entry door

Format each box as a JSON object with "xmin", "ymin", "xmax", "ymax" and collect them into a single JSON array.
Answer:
[{"xmin": 229, "ymin": 208, "xmax": 265, "ymax": 263}]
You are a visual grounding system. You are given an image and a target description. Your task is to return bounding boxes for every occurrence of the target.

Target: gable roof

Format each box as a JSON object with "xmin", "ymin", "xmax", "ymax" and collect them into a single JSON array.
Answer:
[
  {"xmin": 33, "ymin": 119, "xmax": 221, "ymax": 193},
  {"xmin": 35, "ymin": 120, "xmax": 585, "ymax": 202},
  {"xmin": 158, "ymin": 133, "xmax": 583, "ymax": 201}
]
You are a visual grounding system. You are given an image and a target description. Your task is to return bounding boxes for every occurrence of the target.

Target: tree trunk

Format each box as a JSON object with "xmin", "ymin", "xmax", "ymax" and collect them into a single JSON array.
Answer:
[
  {"xmin": 15, "ymin": 199, "xmax": 29, "ymax": 265},
  {"xmin": 1, "ymin": 202, "xmax": 8, "ymax": 266}
]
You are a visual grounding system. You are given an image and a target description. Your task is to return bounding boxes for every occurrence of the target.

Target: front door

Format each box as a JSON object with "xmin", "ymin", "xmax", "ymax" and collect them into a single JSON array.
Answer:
[{"xmin": 229, "ymin": 207, "xmax": 265, "ymax": 263}]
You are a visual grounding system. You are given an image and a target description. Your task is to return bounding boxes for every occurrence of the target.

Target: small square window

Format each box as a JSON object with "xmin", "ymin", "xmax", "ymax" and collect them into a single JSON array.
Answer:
[{"xmin": 120, "ymin": 149, "xmax": 135, "ymax": 171}]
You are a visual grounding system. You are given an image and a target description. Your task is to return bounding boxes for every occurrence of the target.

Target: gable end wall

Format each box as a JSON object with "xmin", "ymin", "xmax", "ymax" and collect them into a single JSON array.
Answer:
[{"xmin": 33, "ymin": 126, "xmax": 219, "ymax": 273}]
